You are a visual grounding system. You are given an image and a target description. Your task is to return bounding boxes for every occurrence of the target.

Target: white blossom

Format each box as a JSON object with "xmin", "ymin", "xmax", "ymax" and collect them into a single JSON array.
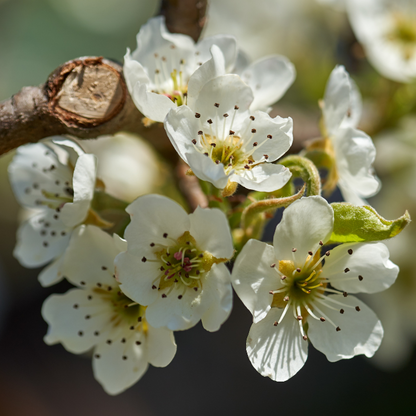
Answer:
[
  {"xmin": 115, "ymin": 194, "xmax": 234, "ymax": 331},
  {"xmin": 234, "ymin": 50, "xmax": 296, "ymax": 112},
  {"xmin": 8, "ymin": 138, "xmax": 100, "ymax": 286},
  {"xmin": 347, "ymin": 0, "xmax": 416, "ymax": 83},
  {"xmin": 308, "ymin": 65, "xmax": 380, "ymax": 205},
  {"xmin": 42, "ymin": 225, "xmax": 176, "ymax": 395},
  {"xmin": 124, "ymin": 16, "xmax": 237, "ymax": 122},
  {"xmin": 165, "ymin": 74, "xmax": 293, "ymax": 195},
  {"xmin": 231, "ymin": 196, "xmax": 398, "ymax": 381}
]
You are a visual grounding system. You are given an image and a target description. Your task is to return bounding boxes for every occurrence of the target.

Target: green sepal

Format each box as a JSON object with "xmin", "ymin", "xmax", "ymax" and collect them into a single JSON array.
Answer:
[
  {"xmin": 329, "ymin": 203, "xmax": 411, "ymax": 244},
  {"xmin": 279, "ymin": 155, "xmax": 321, "ymax": 196}
]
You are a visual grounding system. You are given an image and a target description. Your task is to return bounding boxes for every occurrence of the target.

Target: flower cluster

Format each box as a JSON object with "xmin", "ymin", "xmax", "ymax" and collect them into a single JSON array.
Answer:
[{"xmin": 6, "ymin": 14, "xmax": 411, "ymax": 395}]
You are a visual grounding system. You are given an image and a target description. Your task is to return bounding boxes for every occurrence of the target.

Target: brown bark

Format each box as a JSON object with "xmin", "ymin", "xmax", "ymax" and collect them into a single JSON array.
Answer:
[{"xmin": 0, "ymin": 1, "xmax": 208, "ymax": 157}]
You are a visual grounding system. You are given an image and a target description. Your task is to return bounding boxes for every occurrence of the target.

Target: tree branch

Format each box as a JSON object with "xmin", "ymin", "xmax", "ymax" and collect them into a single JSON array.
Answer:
[{"xmin": 0, "ymin": 0, "xmax": 208, "ymax": 156}]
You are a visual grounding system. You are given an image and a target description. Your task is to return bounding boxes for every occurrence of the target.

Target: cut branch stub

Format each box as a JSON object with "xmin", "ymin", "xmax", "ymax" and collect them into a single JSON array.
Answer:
[{"xmin": 47, "ymin": 57, "xmax": 126, "ymax": 128}]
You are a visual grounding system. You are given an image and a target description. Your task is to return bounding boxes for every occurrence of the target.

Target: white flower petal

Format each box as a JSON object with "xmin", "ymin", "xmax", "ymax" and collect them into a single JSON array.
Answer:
[
  {"xmin": 201, "ymin": 263, "xmax": 233, "ymax": 332},
  {"xmin": 195, "ymin": 35, "xmax": 237, "ymax": 72},
  {"xmin": 308, "ymin": 295, "xmax": 383, "ymax": 362},
  {"xmin": 241, "ymin": 55, "xmax": 296, "ymax": 111},
  {"xmin": 231, "ymin": 163, "xmax": 291, "ymax": 192},
  {"xmin": 246, "ymin": 308, "xmax": 308, "ymax": 381},
  {"xmin": 334, "ymin": 127, "xmax": 381, "ymax": 200},
  {"xmin": 8, "ymin": 143, "xmax": 72, "ymax": 209},
  {"xmin": 124, "ymin": 194, "xmax": 191, "ymax": 253},
  {"xmin": 123, "ymin": 48, "xmax": 151, "ymax": 93},
  {"xmin": 273, "ymin": 196, "xmax": 334, "ymax": 266},
  {"xmin": 42, "ymin": 289, "xmax": 113, "ymax": 353},
  {"xmin": 145, "ymin": 285, "xmax": 202, "ymax": 330},
  {"xmin": 233, "ymin": 49, "xmax": 251, "ymax": 76},
  {"xmin": 323, "ymin": 65, "xmax": 351, "ymax": 135},
  {"xmin": 38, "ymin": 255, "xmax": 65, "ymax": 287},
  {"xmin": 164, "ymin": 104, "xmax": 200, "ymax": 162},
  {"xmin": 189, "ymin": 206, "xmax": 233, "ymax": 259},
  {"xmin": 93, "ymin": 334, "xmax": 149, "ymax": 395},
  {"xmin": 130, "ymin": 16, "xmax": 194, "ymax": 75},
  {"xmin": 61, "ymin": 225, "xmax": 122, "ymax": 288},
  {"xmin": 130, "ymin": 83, "xmax": 177, "ymax": 123},
  {"xmin": 340, "ymin": 78, "xmax": 362, "ymax": 129},
  {"xmin": 146, "ymin": 326, "xmax": 177, "ymax": 367},
  {"xmin": 14, "ymin": 210, "xmax": 71, "ymax": 267},
  {"xmin": 60, "ymin": 154, "xmax": 97, "ymax": 228},
  {"xmin": 231, "ymin": 239, "xmax": 280, "ymax": 323},
  {"xmin": 185, "ymin": 151, "xmax": 230, "ymax": 189},
  {"xmin": 192, "ymin": 74, "xmax": 254, "ymax": 123},
  {"xmin": 241, "ymin": 112, "xmax": 293, "ymax": 162},
  {"xmin": 324, "ymin": 242, "xmax": 399, "ymax": 294},
  {"xmin": 116, "ymin": 251, "xmax": 160, "ymax": 306},
  {"xmin": 187, "ymin": 45, "xmax": 226, "ymax": 108}
]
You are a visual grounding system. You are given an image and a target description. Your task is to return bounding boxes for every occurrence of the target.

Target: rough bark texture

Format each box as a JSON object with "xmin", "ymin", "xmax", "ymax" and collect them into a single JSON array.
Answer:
[{"xmin": 0, "ymin": 1, "xmax": 208, "ymax": 157}]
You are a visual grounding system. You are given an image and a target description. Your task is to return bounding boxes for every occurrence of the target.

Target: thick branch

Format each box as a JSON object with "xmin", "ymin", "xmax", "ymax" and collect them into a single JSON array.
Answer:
[{"xmin": 0, "ymin": 0, "xmax": 208, "ymax": 156}]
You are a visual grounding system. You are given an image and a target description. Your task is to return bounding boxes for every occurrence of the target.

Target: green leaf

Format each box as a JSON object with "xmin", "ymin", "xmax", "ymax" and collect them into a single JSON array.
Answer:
[{"xmin": 329, "ymin": 203, "xmax": 411, "ymax": 243}]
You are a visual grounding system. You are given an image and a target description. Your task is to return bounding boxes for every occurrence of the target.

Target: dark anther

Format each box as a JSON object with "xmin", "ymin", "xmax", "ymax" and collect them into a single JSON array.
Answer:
[
  {"xmin": 73, "ymin": 304, "xmax": 78, "ymax": 309},
  {"xmin": 78, "ymin": 331, "xmax": 83, "ymax": 336},
  {"xmin": 229, "ymin": 130, "xmax": 235, "ymax": 135},
  {"xmin": 223, "ymin": 113, "xmax": 229, "ymax": 117},
  {"xmin": 234, "ymin": 105, "xmax": 239, "ymax": 110},
  {"xmin": 178, "ymin": 295, "xmax": 183, "ymax": 299},
  {"xmin": 214, "ymin": 103, "xmax": 220, "ymax": 108},
  {"xmin": 195, "ymin": 113, "xmax": 201, "ymax": 118},
  {"xmin": 141, "ymin": 257, "xmax": 147, "ymax": 262},
  {"xmin": 319, "ymin": 241, "xmax": 324, "ymax": 246},
  {"xmin": 267, "ymin": 135, "xmax": 272, "ymax": 139},
  {"xmin": 207, "ymin": 119, "xmax": 213, "ymax": 124},
  {"xmin": 343, "ymin": 292, "xmax": 348, "ymax": 297},
  {"xmin": 163, "ymin": 233, "xmax": 168, "ymax": 238},
  {"xmin": 340, "ymin": 309, "xmax": 344, "ymax": 314},
  {"xmin": 136, "ymin": 341, "xmax": 142, "ymax": 345},
  {"xmin": 325, "ymin": 251, "xmax": 330, "ymax": 256},
  {"xmin": 101, "ymin": 266, "xmax": 107, "ymax": 270},
  {"xmin": 358, "ymin": 275, "xmax": 364, "ymax": 281},
  {"xmin": 107, "ymin": 340, "xmax": 112, "ymax": 344},
  {"xmin": 348, "ymin": 249, "xmax": 353, "ymax": 255},
  {"xmin": 344, "ymin": 268, "xmax": 350, "ymax": 273},
  {"xmin": 292, "ymin": 248, "xmax": 297, "ymax": 252},
  {"xmin": 336, "ymin": 327, "xmax": 341, "ymax": 332},
  {"xmin": 320, "ymin": 317, "xmax": 326, "ymax": 322},
  {"xmin": 273, "ymin": 321, "xmax": 278, "ymax": 326},
  {"xmin": 250, "ymin": 116, "xmax": 255, "ymax": 121},
  {"xmin": 152, "ymin": 285, "xmax": 157, "ymax": 290},
  {"xmin": 251, "ymin": 129, "xmax": 257, "ymax": 133},
  {"xmin": 355, "ymin": 306, "xmax": 361, "ymax": 312},
  {"xmin": 162, "ymin": 294, "xmax": 167, "ymax": 298},
  {"xmin": 296, "ymin": 268, "xmax": 301, "ymax": 273}
]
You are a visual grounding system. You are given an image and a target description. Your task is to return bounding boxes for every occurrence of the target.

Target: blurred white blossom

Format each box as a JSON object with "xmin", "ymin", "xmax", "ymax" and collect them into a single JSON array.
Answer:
[{"xmin": 42, "ymin": 225, "xmax": 176, "ymax": 395}]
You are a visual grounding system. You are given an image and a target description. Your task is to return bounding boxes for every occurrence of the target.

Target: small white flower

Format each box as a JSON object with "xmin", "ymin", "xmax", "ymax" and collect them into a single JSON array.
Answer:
[
  {"xmin": 165, "ymin": 74, "xmax": 293, "ymax": 195},
  {"xmin": 124, "ymin": 16, "xmax": 237, "ymax": 122},
  {"xmin": 347, "ymin": 0, "xmax": 416, "ymax": 83},
  {"xmin": 115, "ymin": 194, "xmax": 234, "ymax": 331},
  {"xmin": 9, "ymin": 138, "xmax": 99, "ymax": 286},
  {"xmin": 42, "ymin": 225, "xmax": 176, "ymax": 396},
  {"xmin": 234, "ymin": 50, "xmax": 296, "ymax": 112},
  {"xmin": 231, "ymin": 196, "xmax": 398, "ymax": 381},
  {"xmin": 309, "ymin": 65, "xmax": 380, "ymax": 205}
]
